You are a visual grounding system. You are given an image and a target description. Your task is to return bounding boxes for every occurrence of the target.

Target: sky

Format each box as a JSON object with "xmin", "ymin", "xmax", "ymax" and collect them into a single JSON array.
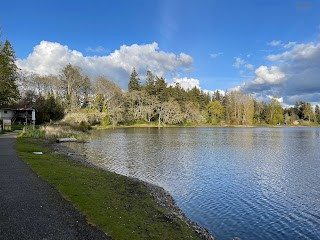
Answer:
[{"xmin": 1, "ymin": 0, "xmax": 320, "ymax": 106}]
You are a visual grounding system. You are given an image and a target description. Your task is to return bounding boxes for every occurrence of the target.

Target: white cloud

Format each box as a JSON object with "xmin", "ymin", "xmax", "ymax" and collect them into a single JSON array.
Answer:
[
  {"xmin": 228, "ymin": 85, "xmax": 241, "ymax": 92},
  {"xmin": 170, "ymin": 78, "xmax": 226, "ymax": 98},
  {"xmin": 283, "ymin": 42, "xmax": 297, "ymax": 49},
  {"xmin": 233, "ymin": 57, "xmax": 245, "ymax": 68},
  {"xmin": 268, "ymin": 40, "xmax": 282, "ymax": 47},
  {"xmin": 179, "ymin": 53, "xmax": 193, "ymax": 65},
  {"xmin": 245, "ymin": 64, "xmax": 254, "ymax": 70},
  {"xmin": 203, "ymin": 89, "xmax": 225, "ymax": 97},
  {"xmin": 266, "ymin": 95, "xmax": 283, "ymax": 103},
  {"xmin": 210, "ymin": 52, "xmax": 223, "ymax": 59},
  {"xmin": 267, "ymin": 42, "xmax": 320, "ymax": 62},
  {"xmin": 243, "ymin": 41, "xmax": 320, "ymax": 105},
  {"xmin": 171, "ymin": 77, "xmax": 200, "ymax": 90},
  {"xmin": 17, "ymin": 41, "xmax": 193, "ymax": 89},
  {"xmin": 252, "ymin": 66, "xmax": 286, "ymax": 85},
  {"xmin": 86, "ymin": 46, "xmax": 108, "ymax": 53}
]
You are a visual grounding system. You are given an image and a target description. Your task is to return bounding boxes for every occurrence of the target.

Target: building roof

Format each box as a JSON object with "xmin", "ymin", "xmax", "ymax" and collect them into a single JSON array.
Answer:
[
  {"xmin": 14, "ymin": 106, "xmax": 35, "ymax": 111},
  {"xmin": 0, "ymin": 106, "xmax": 35, "ymax": 111}
]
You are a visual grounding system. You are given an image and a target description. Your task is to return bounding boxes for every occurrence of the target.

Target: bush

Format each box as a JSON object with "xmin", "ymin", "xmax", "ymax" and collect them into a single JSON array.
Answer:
[
  {"xmin": 21, "ymin": 126, "xmax": 45, "ymax": 138},
  {"xmin": 77, "ymin": 121, "xmax": 91, "ymax": 132},
  {"xmin": 102, "ymin": 117, "xmax": 110, "ymax": 126},
  {"xmin": 20, "ymin": 125, "xmax": 87, "ymax": 142}
]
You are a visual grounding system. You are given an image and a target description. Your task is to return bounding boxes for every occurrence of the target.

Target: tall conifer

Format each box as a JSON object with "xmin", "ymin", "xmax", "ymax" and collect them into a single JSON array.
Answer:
[
  {"xmin": 0, "ymin": 39, "xmax": 20, "ymax": 107},
  {"xmin": 128, "ymin": 68, "xmax": 141, "ymax": 91}
]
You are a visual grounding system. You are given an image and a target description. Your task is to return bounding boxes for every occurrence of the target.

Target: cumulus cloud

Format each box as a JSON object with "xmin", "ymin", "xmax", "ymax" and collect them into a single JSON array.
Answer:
[
  {"xmin": 268, "ymin": 40, "xmax": 282, "ymax": 46},
  {"xmin": 171, "ymin": 77, "xmax": 200, "ymax": 90},
  {"xmin": 251, "ymin": 66, "xmax": 286, "ymax": 85},
  {"xmin": 233, "ymin": 57, "xmax": 245, "ymax": 68},
  {"xmin": 243, "ymin": 41, "xmax": 320, "ymax": 105},
  {"xmin": 242, "ymin": 65, "xmax": 286, "ymax": 95},
  {"xmin": 17, "ymin": 41, "xmax": 193, "ymax": 89}
]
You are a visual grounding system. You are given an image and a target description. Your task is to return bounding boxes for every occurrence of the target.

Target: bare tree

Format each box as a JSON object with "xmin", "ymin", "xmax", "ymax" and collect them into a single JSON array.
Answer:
[
  {"xmin": 94, "ymin": 76, "xmax": 125, "ymax": 126},
  {"xmin": 60, "ymin": 64, "xmax": 91, "ymax": 112},
  {"xmin": 184, "ymin": 102, "xmax": 204, "ymax": 123},
  {"xmin": 144, "ymin": 95, "xmax": 160, "ymax": 122},
  {"xmin": 241, "ymin": 94, "xmax": 254, "ymax": 125},
  {"xmin": 158, "ymin": 99, "xmax": 183, "ymax": 125}
]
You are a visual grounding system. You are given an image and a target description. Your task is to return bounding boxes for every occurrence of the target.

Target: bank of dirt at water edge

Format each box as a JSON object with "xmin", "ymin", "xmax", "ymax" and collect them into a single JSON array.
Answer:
[{"xmin": 53, "ymin": 142, "xmax": 216, "ymax": 240}]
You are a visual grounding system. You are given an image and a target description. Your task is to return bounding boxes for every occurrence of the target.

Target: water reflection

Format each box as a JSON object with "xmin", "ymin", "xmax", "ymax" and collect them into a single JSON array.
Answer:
[{"xmin": 65, "ymin": 127, "xmax": 320, "ymax": 240}]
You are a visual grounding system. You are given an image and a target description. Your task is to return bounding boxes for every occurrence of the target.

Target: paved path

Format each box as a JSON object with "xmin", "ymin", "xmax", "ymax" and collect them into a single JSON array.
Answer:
[{"xmin": 0, "ymin": 133, "xmax": 111, "ymax": 240}]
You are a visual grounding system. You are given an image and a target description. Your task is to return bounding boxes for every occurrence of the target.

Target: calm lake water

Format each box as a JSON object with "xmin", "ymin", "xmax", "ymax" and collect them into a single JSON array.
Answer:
[{"xmin": 65, "ymin": 127, "xmax": 320, "ymax": 239}]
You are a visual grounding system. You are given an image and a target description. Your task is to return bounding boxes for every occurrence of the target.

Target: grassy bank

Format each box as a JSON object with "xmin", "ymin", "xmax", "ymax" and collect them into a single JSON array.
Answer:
[{"xmin": 15, "ymin": 137, "xmax": 202, "ymax": 240}]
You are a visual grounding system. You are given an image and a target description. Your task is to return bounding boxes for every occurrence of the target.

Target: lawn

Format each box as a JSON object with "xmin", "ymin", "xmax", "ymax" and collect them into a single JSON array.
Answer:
[{"xmin": 15, "ymin": 137, "xmax": 202, "ymax": 240}]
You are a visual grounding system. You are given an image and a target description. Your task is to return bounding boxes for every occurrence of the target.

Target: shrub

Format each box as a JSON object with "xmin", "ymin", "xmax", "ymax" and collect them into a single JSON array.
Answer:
[
  {"xmin": 102, "ymin": 117, "xmax": 110, "ymax": 126},
  {"xmin": 20, "ymin": 125, "xmax": 87, "ymax": 142},
  {"xmin": 77, "ymin": 121, "xmax": 91, "ymax": 132}
]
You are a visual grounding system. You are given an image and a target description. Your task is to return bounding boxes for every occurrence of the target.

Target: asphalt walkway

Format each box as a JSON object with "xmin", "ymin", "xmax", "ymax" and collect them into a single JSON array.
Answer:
[{"xmin": 0, "ymin": 133, "xmax": 111, "ymax": 240}]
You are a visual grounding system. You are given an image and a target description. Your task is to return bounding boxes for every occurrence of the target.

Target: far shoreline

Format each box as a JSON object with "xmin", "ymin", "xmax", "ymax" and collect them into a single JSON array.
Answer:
[{"xmin": 92, "ymin": 123, "xmax": 320, "ymax": 130}]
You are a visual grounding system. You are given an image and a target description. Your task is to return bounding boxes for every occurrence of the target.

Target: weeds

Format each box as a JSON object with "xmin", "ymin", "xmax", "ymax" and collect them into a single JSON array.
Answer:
[{"xmin": 21, "ymin": 125, "xmax": 87, "ymax": 142}]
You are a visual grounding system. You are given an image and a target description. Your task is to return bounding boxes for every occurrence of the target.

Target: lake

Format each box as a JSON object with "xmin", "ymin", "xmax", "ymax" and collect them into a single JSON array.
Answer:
[{"xmin": 65, "ymin": 127, "xmax": 320, "ymax": 239}]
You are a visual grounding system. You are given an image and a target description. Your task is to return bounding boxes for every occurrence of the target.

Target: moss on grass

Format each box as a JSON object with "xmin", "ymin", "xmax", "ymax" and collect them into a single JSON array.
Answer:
[{"xmin": 15, "ymin": 137, "xmax": 201, "ymax": 240}]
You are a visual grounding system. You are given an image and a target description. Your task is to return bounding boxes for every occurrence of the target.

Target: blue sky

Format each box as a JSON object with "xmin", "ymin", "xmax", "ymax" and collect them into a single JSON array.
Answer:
[{"xmin": 1, "ymin": 0, "xmax": 320, "ymax": 105}]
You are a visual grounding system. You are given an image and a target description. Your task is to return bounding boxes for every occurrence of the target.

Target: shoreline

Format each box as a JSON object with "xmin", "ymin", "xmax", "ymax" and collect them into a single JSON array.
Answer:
[
  {"xmin": 93, "ymin": 123, "xmax": 320, "ymax": 130},
  {"xmin": 52, "ymin": 142, "xmax": 215, "ymax": 240}
]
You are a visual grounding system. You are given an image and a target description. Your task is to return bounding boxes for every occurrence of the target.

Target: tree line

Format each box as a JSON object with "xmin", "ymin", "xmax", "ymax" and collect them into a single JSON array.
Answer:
[{"xmin": 1, "ymin": 37, "xmax": 320, "ymax": 126}]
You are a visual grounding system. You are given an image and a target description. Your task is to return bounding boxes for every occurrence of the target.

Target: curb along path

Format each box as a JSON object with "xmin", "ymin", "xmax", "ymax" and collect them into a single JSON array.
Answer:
[{"xmin": 0, "ymin": 133, "xmax": 110, "ymax": 240}]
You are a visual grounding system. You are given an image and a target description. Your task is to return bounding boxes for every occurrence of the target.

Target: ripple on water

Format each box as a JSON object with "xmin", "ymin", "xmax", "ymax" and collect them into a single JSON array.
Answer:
[{"xmin": 65, "ymin": 127, "xmax": 320, "ymax": 240}]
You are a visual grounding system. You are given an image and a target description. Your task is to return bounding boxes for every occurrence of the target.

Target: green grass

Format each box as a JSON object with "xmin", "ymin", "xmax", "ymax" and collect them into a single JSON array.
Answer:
[
  {"xmin": 11, "ymin": 124, "xmax": 25, "ymax": 131},
  {"xmin": 15, "ymin": 137, "xmax": 201, "ymax": 240},
  {"xmin": 0, "ymin": 124, "xmax": 24, "ymax": 133}
]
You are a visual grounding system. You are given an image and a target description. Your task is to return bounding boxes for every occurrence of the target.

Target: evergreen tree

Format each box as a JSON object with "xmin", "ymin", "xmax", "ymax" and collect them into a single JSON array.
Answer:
[
  {"xmin": 222, "ymin": 92, "xmax": 230, "ymax": 123},
  {"xmin": 213, "ymin": 90, "xmax": 223, "ymax": 103},
  {"xmin": 144, "ymin": 70, "xmax": 155, "ymax": 95},
  {"xmin": 128, "ymin": 68, "xmax": 141, "ymax": 91},
  {"xmin": 0, "ymin": 39, "xmax": 20, "ymax": 107},
  {"xmin": 294, "ymin": 101, "xmax": 305, "ymax": 120},
  {"xmin": 154, "ymin": 76, "xmax": 168, "ymax": 102}
]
